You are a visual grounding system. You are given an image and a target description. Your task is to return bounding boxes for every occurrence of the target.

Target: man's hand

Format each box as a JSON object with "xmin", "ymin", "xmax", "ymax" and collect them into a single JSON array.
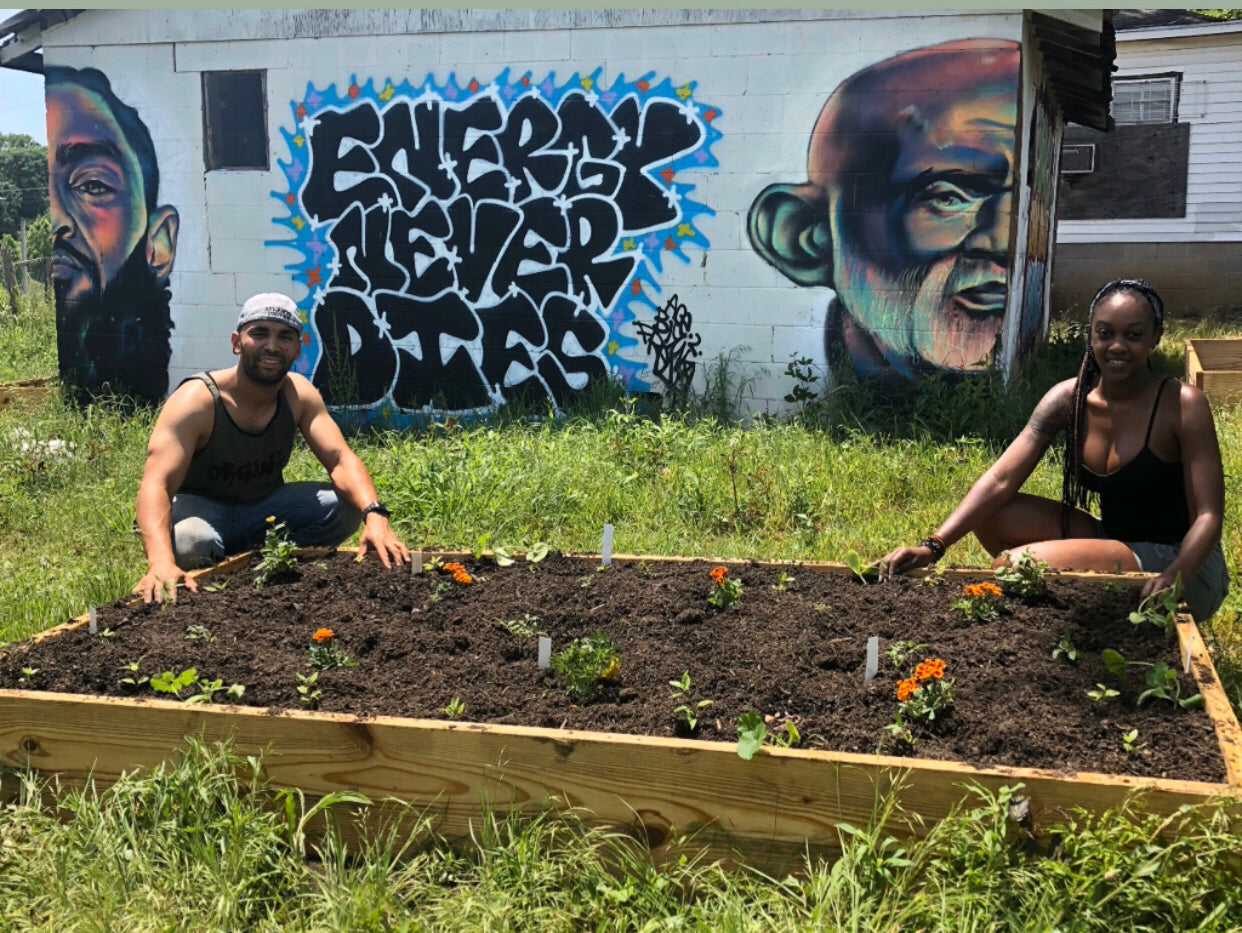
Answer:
[
  {"xmin": 357, "ymin": 516, "xmax": 411, "ymax": 568},
  {"xmin": 880, "ymin": 544, "xmax": 936, "ymax": 581},
  {"xmin": 132, "ymin": 561, "xmax": 198, "ymax": 604}
]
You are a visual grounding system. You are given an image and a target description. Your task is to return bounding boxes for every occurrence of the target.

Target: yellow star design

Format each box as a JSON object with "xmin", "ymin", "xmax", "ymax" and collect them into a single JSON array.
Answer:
[
  {"xmin": 379, "ymin": 82, "xmax": 395, "ymax": 101},
  {"xmin": 676, "ymin": 82, "xmax": 693, "ymax": 100},
  {"xmin": 293, "ymin": 134, "xmax": 305, "ymax": 147},
  {"xmin": 622, "ymin": 237, "xmax": 636, "ymax": 250},
  {"xmin": 677, "ymin": 223, "xmax": 695, "ymax": 238},
  {"xmin": 580, "ymin": 75, "xmax": 595, "ymax": 91},
  {"xmin": 291, "ymin": 216, "xmax": 306, "ymax": 230},
  {"xmin": 607, "ymin": 340, "xmax": 620, "ymax": 355}
]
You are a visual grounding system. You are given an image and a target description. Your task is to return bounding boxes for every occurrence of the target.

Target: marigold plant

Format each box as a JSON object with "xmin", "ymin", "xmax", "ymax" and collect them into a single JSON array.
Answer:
[
  {"xmin": 312, "ymin": 627, "xmax": 335, "ymax": 643},
  {"xmin": 307, "ymin": 628, "xmax": 355, "ymax": 671},
  {"xmin": 707, "ymin": 565, "xmax": 743, "ymax": 609},
  {"xmin": 954, "ymin": 580, "xmax": 1003, "ymax": 621},
  {"xmin": 893, "ymin": 657, "xmax": 954, "ymax": 725}
]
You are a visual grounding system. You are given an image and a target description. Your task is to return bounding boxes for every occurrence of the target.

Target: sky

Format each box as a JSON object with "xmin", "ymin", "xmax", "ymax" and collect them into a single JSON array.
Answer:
[{"xmin": 0, "ymin": 8, "xmax": 48, "ymax": 144}]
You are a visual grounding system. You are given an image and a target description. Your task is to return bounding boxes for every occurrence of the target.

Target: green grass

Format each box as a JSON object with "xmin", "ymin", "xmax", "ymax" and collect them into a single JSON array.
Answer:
[{"xmin": 3, "ymin": 289, "xmax": 1242, "ymax": 929}]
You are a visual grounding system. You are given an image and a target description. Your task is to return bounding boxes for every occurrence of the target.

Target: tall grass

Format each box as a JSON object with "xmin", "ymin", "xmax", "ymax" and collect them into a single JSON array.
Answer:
[{"xmin": 3, "ymin": 290, "xmax": 1242, "ymax": 929}]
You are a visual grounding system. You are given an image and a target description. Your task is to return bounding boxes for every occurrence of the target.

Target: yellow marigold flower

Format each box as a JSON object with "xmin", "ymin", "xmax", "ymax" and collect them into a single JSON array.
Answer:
[
  {"xmin": 312, "ymin": 627, "xmax": 335, "ymax": 642},
  {"xmin": 896, "ymin": 677, "xmax": 919, "ymax": 702},
  {"xmin": 914, "ymin": 658, "xmax": 946, "ymax": 681},
  {"xmin": 600, "ymin": 657, "xmax": 621, "ymax": 680},
  {"xmin": 266, "ymin": 515, "xmax": 277, "ymax": 523},
  {"xmin": 453, "ymin": 569, "xmax": 473, "ymax": 584}
]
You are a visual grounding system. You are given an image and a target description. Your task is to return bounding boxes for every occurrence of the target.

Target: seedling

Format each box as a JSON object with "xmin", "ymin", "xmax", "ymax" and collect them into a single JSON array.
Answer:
[
  {"xmin": 771, "ymin": 571, "xmax": 796, "ymax": 592},
  {"xmin": 842, "ymin": 549, "xmax": 881, "ymax": 584},
  {"xmin": 549, "ymin": 630, "xmax": 621, "ymax": 699},
  {"xmin": 187, "ymin": 677, "xmax": 245, "ymax": 704},
  {"xmin": 202, "ymin": 580, "xmax": 228, "ymax": 593},
  {"xmin": 119, "ymin": 658, "xmax": 149, "ymax": 691},
  {"xmin": 18, "ymin": 666, "xmax": 38, "ymax": 684},
  {"xmin": 1129, "ymin": 580, "xmax": 1182, "ymax": 640},
  {"xmin": 1121, "ymin": 728, "xmax": 1144, "ymax": 754},
  {"xmin": 499, "ymin": 613, "xmax": 542, "ymax": 639},
  {"xmin": 443, "ymin": 696, "xmax": 467, "ymax": 719},
  {"xmin": 151, "ymin": 667, "xmax": 198, "ymax": 698},
  {"xmin": 886, "ymin": 640, "xmax": 927, "ymax": 671},
  {"xmin": 1052, "ymin": 631, "xmax": 1079, "ymax": 663},
  {"xmin": 735, "ymin": 711, "xmax": 767, "ymax": 760},
  {"xmin": 185, "ymin": 623, "xmax": 215, "ymax": 643},
  {"xmin": 994, "ymin": 549, "xmax": 1050, "ymax": 598},
  {"xmin": 296, "ymin": 671, "xmax": 321, "ymax": 709},
  {"xmin": 1137, "ymin": 661, "xmax": 1203, "ymax": 710},
  {"xmin": 1086, "ymin": 683, "xmax": 1120, "ymax": 705},
  {"xmin": 882, "ymin": 710, "xmax": 916, "ymax": 750},
  {"xmin": 254, "ymin": 517, "xmax": 298, "ymax": 587},
  {"xmin": 668, "ymin": 671, "xmax": 713, "ymax": 732}
]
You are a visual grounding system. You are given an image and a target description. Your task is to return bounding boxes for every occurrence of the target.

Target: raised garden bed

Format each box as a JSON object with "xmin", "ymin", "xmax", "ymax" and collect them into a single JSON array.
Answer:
[
  {"xmin": 1185, "ymin": 337, "xmax": 1242, "ymax": 405},
  {"xmin": 1, "ymin": 549, "xmax": 1239, "ymax": 870}
]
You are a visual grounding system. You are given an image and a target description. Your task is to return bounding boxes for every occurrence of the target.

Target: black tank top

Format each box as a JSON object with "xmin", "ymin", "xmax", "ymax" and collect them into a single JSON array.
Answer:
[
  {"xmin": 178, "ymin": 372, "xmax": 296, "ymax": 504},
  {"xmin": 1080, "ymin": 378, "xmax": 1189, "ymax": 543}
]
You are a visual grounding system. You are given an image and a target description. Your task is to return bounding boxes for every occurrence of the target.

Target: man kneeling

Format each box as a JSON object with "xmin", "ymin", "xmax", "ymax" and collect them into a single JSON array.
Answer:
[{"xmin": 132, "ymin": 293, "xmax": 409, "ymax": 602}]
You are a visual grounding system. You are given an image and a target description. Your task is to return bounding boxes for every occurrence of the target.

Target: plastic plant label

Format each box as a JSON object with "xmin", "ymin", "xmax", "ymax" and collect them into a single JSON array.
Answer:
[
  {"xmin": 601, "ymin": 523, "xmax": 614, "ymax": 566},
  {"xmin": 88, "ymin": 606, "xmax": 97, "ymax": 635},
  {"xmin": 1185, "ymin": 630, "xmax": 1194, "ymax": 674},
  {"xmin": 537, "ymin": 636, "xmax": 552, "ymax": 669},
  {"xmin": 411, "ymin": 550, "xmax": 422, "ymax": 575},
  {"xmin": 865, "ymin": 636, "xmax": 879, "ymax": 683}
]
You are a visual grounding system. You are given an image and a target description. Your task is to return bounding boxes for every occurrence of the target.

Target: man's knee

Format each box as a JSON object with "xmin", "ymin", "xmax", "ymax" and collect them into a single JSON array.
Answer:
[
  {"xmin": 173, "ymin": 517, "xmax": 224, "ymax": 570},
  {"xmin": 288, "ymin": 487, "xmax": 362, "ymax": 547}
]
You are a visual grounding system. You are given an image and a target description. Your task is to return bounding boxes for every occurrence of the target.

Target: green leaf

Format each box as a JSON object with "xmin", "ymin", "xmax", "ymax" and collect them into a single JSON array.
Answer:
[
  {"xmin": 493, "ymin": 545, "xmax": 515, "ymax": 567},
  {"xmin": 736, "ymin": 711, "xmax": 767, "ymax": 761},
  {"xmin": 527, "ymin": 542, "xmax": 550, "ymax": 563},
  {"xmin": 1101, "ymin": 649, "xmax": 1127, "ymax": 679}
]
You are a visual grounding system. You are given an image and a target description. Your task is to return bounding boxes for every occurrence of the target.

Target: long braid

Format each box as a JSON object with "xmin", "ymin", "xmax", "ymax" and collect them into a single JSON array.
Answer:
[{"xmin": 1059, "ymin": 278, "xmax": 1165, "ymax": 538}]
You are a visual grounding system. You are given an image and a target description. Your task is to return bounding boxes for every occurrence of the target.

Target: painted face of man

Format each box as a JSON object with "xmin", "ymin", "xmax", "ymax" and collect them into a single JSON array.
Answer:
[
  {"xmin": 830, "ymin": 90, "xmax": 1015, "ymax": 377},
  {"xmin": 47, "ymin": 82, "xmax": 149, "ymax": 308}
]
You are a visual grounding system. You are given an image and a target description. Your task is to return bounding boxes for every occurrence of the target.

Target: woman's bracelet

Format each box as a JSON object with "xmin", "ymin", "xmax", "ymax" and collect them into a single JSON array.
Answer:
[{"xmin": 918, "ymin": 534, "xmax": 947, "ymax": 562}]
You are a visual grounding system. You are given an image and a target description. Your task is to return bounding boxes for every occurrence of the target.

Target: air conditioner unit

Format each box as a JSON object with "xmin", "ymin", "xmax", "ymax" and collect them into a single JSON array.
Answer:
[{"xmin": 1060, "ymin": 143, "xmax": 1095, "ymax": 174}]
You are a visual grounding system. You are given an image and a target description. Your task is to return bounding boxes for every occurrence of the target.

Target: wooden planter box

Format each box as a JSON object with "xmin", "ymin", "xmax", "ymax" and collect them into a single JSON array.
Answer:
[
  {"xmin": 0, "ymin": 378, "xmax": 53, "ymax": 411},
  {"xmin": 1186, "ymin": 338, "xmax": 1242, "ymax": 405},
  {"xmin": 2, "ymin": 552, "xmax": 1240, "ymax": 872}
]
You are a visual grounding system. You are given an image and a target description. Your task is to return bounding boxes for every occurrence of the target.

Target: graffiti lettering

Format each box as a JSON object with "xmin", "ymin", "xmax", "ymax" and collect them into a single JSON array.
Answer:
[
  {"xmin": 274, "ymin": 71, "xmax": 721, "ymax": 419},
  {"xmin": 634, "ymin": 293, "xmax": 701, "ymax": 397}
]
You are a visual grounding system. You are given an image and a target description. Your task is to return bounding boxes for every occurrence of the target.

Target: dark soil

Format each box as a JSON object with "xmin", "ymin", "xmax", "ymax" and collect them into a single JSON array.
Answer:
[{"xmin": 0, "ymin": 551, "xmax": 1225, "ymax": 783}]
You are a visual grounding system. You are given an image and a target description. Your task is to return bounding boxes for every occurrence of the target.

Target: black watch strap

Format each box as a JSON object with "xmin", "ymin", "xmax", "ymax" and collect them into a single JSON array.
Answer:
[{"xmin": 362, "ymin": 500, "xmax": 391, "ymax": 520}]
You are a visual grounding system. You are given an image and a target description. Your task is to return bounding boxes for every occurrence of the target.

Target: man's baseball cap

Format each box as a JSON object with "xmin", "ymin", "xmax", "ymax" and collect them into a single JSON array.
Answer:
[{"xmin": 237, "ymin": 293, "xmax": 303, "ymax": 334}]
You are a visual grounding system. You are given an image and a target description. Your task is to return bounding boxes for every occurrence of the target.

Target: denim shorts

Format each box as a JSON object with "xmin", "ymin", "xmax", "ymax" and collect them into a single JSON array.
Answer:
[{"xmin": 1125, "ymin": 539, "xmax": 1230, "ymax": 623}]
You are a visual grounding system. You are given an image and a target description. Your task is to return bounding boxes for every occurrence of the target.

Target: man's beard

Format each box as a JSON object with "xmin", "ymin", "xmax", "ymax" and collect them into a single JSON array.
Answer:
[
  {"xmin": 831, "ymin": 244, "xmax": 1006, "ymax": 380},
  {"xmin": 239, "ymin": 346, "xmax": 292, "ymax": 386},
  {"xmin": 55, "ymin": 242, "xmax": 173, "ymax": 404}
]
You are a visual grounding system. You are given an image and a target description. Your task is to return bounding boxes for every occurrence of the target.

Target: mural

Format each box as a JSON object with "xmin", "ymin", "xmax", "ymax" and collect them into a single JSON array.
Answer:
[
  {"xmin": 634, "ymin": 293, "xmax": 701, "ymax": 401},
  {"xmin": 272, "ymin": 69, "xmax": 721, "ymax": 420},
  {"xmin": 45, "ymin": 65, "xmax": 180, "ymax": 403},
  {"xmin": 748, "ymin": 39, "xmax": 1022, "ymax": 384}
]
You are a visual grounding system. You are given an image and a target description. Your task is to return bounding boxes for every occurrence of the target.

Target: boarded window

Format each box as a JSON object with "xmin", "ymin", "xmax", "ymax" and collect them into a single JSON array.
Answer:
[
  {"xmin": 203, "ymin": 71, "xmax": 268, "ymax": 170},
  {"xmin": 1112, "ymin": 75, "xmax": 1179, "ymax": 126}
]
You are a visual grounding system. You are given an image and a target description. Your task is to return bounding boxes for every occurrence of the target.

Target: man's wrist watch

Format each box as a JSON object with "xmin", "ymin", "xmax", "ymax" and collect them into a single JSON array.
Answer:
[{"xmin": 361, "ymin": 500, "xmax": 391, "ymax": 521}]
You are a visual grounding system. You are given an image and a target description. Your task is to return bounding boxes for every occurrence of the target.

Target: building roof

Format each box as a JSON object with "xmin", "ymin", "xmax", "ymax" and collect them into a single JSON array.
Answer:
[{"xmin": 1114, "ymin": 9, "xmax": 1222, "ymax": 31}]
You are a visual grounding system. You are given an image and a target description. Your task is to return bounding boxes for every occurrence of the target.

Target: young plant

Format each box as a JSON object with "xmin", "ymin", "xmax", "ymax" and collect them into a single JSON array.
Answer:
[
  {"xmin": 187, "ymin": 677, "xmax": 245, "ymax": 704},
  {"xmin": 1129, "ymin": 579, "xmax": 1182, "ymax": 639},
  {"xmin": 442, "ymin": 696, "xmax": 467, "ymax": 719},
  {"xmin": 254, "ymin": 516, "xmax": 298, "ymax": 587},
  {"xmin": 307, "ymin": 627, "xmax": 355, "ymax": 671},
  {"xmin": 184, "ymin": 623, "xmax": 214, "ymax": 643},
  {"xmin": 18, "ymin": 666, "xmax": 38, "ymax": 684},
  {"xmin": 1086, "ymin": 683, "xmax": 1120, "ymax": 705},
  {"xmin": 150, "ymin": 667, "xmax": 198, "ymax": 698},
  {"xmin": 707, "ymin": 565, "xmax": 743, "ymax": 609},
  {"xmin": 1052, "ymin": 631, "xmax": 1079, "ymax": 663},
  {"xmin": 770, "ymin": 571, "xmax": 796, "ymax": 592},
  {"xmin": 842, "ymin": 549, "xmax": 881, "ymax": 584},
  {"xmin": 895, "ymin": 658, "xmax": 955, "ymax": 724},
  {"xmin": 994, "ymin": 549, "xmax": 1050, "ymax": 598},
  {"xmin": 499, "ymin": 613, "xmax": 542, "ymax": 639},
  {"xmin": 735, "ymin": 711, "xmax": 801, "ymax": 759},
  {"xmin": 886, "ymin": 640, "xmax": 927, "ymax": 671},
  {"xmin": 1121, "ymin": 728, "xmax": 1144, "ymax": 754},
  {"xmin": 952, "ymin": 580, "xmax": 1003, "ymax": 622},
  {"xmin": 296, "ymin": 671, "xmax": 321, "ymax": 709},
  {"xmin": 1137, "ymin": 661, "xmax": 1204, "ymax": 710},
  {"xmin": 882, "ymin": 710, "xmax": 916, "ymax": 751},
  {"xmin": 549, "ymin": 630, "xmax": 621, "ymax": 699},
  {"xmin": 668, "ymin": 671, "xmax": 713, "ymax": 732},
  {"xmin": 119, "ymin": 658, "xmax": 149, "ymax": 691}
]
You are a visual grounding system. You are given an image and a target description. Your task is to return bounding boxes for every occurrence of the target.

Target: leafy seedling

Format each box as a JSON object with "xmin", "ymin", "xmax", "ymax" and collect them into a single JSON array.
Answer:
[
  {"xmin": 296, "ymin": 672, "xmax": 322, "ymax": 709},
  {"xmin": 187, "ymin": 677, "xmax": 245, "ymax": 704},
  {"xmin": 668, "ymin": 671, "xmax": 713, "ymax": 732},
  {"xmin": 18, "ymin": 667, "xmax": 38, "ymax": 684},
  {"xmin": 1121, "ymin": 728, "xmax": 1144, "ymax": 754},
  {"xmin": 254, "ymin": 518, "xmax": 298, "ymax": 587},
  {"xmin": 1052, "ymin": 631, "xmax": 1079, "ymax": 663},
  {"xmin": 184, "ymin": 623, "xmax": 215, "ymax": 643},
  {"xmin": 886, "ymin": 640, "xmax": 927, "ymax": 671},
  {"xmin": 443, "ymin": 696, "xmax": 467, "ymax": 719},
  {"xmin": 843, "ymin": 549, "xmax": 881, "ymax": 584},
  {"xmin": 994, "ymin": 549, "xmax": 1050, "ymax": 598},
  {"xmin": 151, "ymin": 667, "xmax": 198, "ymax": 698},
  {"xmin": 1129, "ymin": 581, "xmax": 1182, "ymax": 640},
  {"xmin": 1087, "ymin": 683, "xmax": 1119, "ymax": 706},
  {"xmin": 1137, "ymin": 661, "xmax": 1204, "ymax": 710},
  {"xmin": 736, "ymin": 711, "xmax": 767, "ymax": 760},
  {"xmin": 119, "ymin": 658, "xmax": 149, "ymax": 691},
  {"xmin": 549, "ymin": 630, "xmax": 621, "ymax": 699}
]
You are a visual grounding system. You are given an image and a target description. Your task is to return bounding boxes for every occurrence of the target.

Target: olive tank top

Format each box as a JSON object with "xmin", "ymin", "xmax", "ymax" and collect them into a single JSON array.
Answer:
[{"xmin": 177, "ymin": 372, "xmax": 296, "ymax": 504}]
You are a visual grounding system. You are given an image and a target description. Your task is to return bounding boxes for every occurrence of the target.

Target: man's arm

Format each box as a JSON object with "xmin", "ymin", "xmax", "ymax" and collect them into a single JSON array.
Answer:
[
  {"xmin": 132, "ymin": 381, "xmax": 214, "ymax": 602},
  {"xmin": 289, "ymin": 375, "xmax": 410, "ymax": 567}
]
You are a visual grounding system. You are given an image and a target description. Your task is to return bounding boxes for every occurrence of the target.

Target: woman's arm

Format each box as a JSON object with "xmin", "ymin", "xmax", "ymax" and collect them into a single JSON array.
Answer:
[{"xmin": 882, "ymin": 379, "xmax": 1073, "ymax": 575}]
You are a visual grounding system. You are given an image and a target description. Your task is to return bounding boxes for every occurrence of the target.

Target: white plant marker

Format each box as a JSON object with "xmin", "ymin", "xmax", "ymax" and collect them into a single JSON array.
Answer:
[
  {"xmin": 537, "ymin": 636, "xmax": 552, "ymax": 669},
  {"xmin": 1185, "ymin": 630, "xmax": 1194, "ymax": 674},
  {"xmin": 88, "ymin": 606, "xmax": 97, "ymax": 635},
  {"xmin": 601, "ymin": 523, "xmax": 614, "ymax": 566},
  {"xmin": 864, "ymin": 636, "xmax": 879, "ymax": 683},
  {"xmin": 411, "ymin": 550, "xmax": 422, "ymax": 575}
]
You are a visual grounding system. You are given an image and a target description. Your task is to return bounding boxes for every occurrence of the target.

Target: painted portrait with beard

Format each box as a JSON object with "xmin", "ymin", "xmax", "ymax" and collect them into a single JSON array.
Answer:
[
  {"xmin": 748, "ymin": 39, "xmax": 1021, "ymax": 385},
  {"xmin": 46, "ymin": 66, "xmax": 179, "ymax": 404}
]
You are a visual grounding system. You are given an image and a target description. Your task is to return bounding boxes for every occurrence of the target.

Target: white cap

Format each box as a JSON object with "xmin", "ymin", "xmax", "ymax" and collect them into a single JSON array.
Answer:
[{"xmin": 237, "ymin": 293, "xmax": 302, "ymax": 333}]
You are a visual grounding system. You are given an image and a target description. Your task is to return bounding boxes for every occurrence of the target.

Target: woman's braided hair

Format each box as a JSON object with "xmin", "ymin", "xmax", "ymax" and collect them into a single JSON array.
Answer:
[{"xmin": 1059, "ymin": 279, "xmax": 1165, "ymax": 537}]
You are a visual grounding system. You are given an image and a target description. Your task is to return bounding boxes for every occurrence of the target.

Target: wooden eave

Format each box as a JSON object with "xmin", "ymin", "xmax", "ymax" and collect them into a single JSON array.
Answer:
[{"xmin": 1030, "ymin": 10, "xmax": 1116, "ymax": 132}]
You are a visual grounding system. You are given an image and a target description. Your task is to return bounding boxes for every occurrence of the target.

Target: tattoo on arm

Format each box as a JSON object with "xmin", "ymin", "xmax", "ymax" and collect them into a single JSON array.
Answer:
[{"xmin": 1023, "ymin": 389, "xmax": 1070, "ymax": 443}]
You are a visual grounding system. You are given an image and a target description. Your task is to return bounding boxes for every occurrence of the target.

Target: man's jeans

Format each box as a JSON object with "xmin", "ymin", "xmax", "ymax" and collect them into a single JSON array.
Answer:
[{"xmin": 172, "ymin": 481, "xmax": 362, "ymax": 570}]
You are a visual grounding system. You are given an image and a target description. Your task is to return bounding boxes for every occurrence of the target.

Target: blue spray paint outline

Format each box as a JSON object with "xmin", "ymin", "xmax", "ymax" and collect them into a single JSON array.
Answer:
[{"xmin": 267, "ymin": 67, "xmax": 721, "ymax": 419}]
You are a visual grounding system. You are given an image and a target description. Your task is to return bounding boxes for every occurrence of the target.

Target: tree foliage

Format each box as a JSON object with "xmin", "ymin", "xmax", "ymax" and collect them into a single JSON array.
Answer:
[{"xmin": 0, "ymin": 133, "xmax": 49, "ymax": 237}]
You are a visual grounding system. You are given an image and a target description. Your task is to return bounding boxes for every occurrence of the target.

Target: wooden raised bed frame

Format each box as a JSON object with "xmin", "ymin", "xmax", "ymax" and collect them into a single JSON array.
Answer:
[
  {"xmin": 1185, "ymin": 337, "xmax": 1242, "ymax": 405},
  {"xmin": 2, "ymin": 551, "xmax": 1240, "ymax": 871}
]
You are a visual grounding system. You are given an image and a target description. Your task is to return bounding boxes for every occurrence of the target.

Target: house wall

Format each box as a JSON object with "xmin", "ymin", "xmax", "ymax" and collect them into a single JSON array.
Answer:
[
  {"xmin": 40, "ymin": 8, "xmax": 1054, "ymax": 417},
  {"xmin": 1054, "ymin": 28, "xmax": 1242, "ymax": 318}
]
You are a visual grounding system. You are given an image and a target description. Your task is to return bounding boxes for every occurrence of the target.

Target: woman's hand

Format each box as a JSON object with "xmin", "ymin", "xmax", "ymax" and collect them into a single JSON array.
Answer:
[
  {"xmin": 881, "ymin": 544, "xmax": 936, "ymax": 580},
  {"xmin": 1140, "ymin": 569, "xmax": 1183, "ymax": 605}
]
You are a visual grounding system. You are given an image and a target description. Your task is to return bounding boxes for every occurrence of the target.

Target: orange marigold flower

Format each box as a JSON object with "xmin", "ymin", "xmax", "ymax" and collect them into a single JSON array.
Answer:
[
  {"xmin": 453, "ymin": 569, "xmax": 473, "ymax": 584},
  {"xmin": 710, "ymin": 565, "xmax": 729, "ymax": 585},
  {"xmin": 442, "ymin": 561, "xmax": 465, "ymax": 573},
  {"xmin": 978, "ymin": 580, "xmax": 1002, "ymax": 597},
  {"xmin": 896, "ymin": 677, "xmax": 919, "ymax": 702},
  {"xmin": 312, "ymin": 627, "xmax": 335, "ymax": 642},
  {"xmin": 914, "ymin": 658, "xmax": 946, "ymax": 681}
]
